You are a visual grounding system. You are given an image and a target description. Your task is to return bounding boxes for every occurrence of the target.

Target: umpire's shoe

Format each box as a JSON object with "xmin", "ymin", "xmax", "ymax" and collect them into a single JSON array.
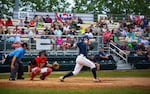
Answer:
[
  {"xmin": 9, "ymin": 78, "xmax": 15, "ymax": 81},
  {"xmin": 17, "ymin": 77, "xmax": 24, "ymax": 80}
]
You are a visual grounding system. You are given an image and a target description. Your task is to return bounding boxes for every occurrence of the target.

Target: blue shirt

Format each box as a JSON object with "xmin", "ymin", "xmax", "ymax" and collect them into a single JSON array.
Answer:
[
  {"xmin": 9, "ymin": 47, "xmax": 26, "ymax": 62},
  {"xmin": 99, "ymin": 51, "xmax": 106, "ymax": 56},
  {"xmin": 77, "ymin": 41, "xmax": 88, "ymax": 56}
]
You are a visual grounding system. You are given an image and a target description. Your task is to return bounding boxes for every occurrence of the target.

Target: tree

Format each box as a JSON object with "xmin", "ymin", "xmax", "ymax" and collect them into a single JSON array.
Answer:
[{"xmin": 0, "ymin": 0, "xmax": 15, "ymax": 18}]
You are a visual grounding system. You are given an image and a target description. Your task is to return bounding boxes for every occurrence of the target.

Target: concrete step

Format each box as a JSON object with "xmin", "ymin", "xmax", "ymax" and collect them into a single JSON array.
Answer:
[{"xmin": 117, "ymin": 62, "xmax": 132, "ymax": 70}]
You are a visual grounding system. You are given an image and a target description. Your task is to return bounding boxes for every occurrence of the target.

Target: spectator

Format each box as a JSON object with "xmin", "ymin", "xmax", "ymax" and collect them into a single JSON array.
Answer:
[
  {"xmin": 20, "ymin": 28, "xmax": 25, "ymax": 35},
  {"xmin": 29, "ymin": 18, "xmax": 35, "ymax": 27},
  {"xmin": 125, "ymin": 34, "xmax": 133, "ymax": 43},
  {"xmin": 18, "ymin": 19, "xmax": 24, "ymax": 27},
  {"xmin": 56, "ymin": 36, "xmax": 63, "ymax": 50},
  {"xmin": 140, "ymin": 36, "xmax": 149, "ymax": 46},
  {"xmin": 77, "ymin": 17, "xmax": 83, "ymax": 24},
  {"xmin": 13, "ymin": 25, "xmax": 20, "ymax": 34},
  {"xmin": 44, "ymin": 26, "xmax": 50, "ymax": 33},
  {"xmin": 63, "ymin": 22, "xmax": 70, "ymax": 34},
  {"xmin": 98, "ymin": 48, "xmax": 116, "ymax": 63},
  {"xmin": 67, "ymin": 27, "xmax": 76, "ymax": 35},
  {"xmin": 0, "ymin": 17, "xmax": 5, "ymax": 26},
  {"xmin": 24, "ymin": 17, "xmax": 29, "ymax": 27},
  {"xmin": 39, "ymin": 16, "xmax": 45, "ymax": 23},
  {"xmin": 5, "ymin": 18, "xmax": 13, "ymax": 26},
  {"xmin": 45, "ymin": 15, "xmax": 52, "ymax": 23},
  {"xmin": 54, "ymin": 25, "xmax": 62, "ymax": 36},
  {"xmin": 25, "ymin": 25, "xmax": 30, "ymax": 34},
  {"xmin": 85, "ymin": 27, "xmax": 94, "ymax": 38},
  {"xmin": 93, "ymin": 23, "xmax": 101, "ymax": 35},
  {"xmin": 135, "ymin": 43, "xmax": 146, "ymax": 55},
  {"xmin": 103, "ymin": 30, "xmax": 112, "ymax": 43},
  {"xmin": 48, "ymin": 27, "xmax": 55, "ymax": 35}
]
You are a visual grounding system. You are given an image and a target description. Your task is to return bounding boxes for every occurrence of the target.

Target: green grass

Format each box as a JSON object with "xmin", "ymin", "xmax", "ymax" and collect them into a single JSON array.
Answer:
[
  {"xmin": 0, "ymin": 87, "xmax": 150, "ymax": 94},
  {"xmin": 0, "ymin": 70, "xmax": 150, "ymax": 79}
]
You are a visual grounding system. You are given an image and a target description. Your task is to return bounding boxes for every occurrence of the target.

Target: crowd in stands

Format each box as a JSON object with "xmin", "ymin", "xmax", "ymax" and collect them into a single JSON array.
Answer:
[{"xmin": 0, "ymin": 14, "xmax": 150, "ymax": 60}]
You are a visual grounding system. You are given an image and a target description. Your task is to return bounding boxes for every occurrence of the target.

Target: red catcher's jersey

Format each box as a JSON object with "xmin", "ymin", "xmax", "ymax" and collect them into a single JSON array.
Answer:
[{"xmin": 34, "ymin": 56, "xmax": 48, "ymax": 67}]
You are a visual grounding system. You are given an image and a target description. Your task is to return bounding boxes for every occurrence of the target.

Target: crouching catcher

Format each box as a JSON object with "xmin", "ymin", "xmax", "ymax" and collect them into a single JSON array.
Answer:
[{"xmin": 28, "ymin": 51, "xmax": 52, "ymax": 80}]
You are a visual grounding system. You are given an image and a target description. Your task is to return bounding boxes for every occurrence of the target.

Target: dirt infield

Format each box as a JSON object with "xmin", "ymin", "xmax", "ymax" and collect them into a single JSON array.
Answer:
[{"xmin": 0, "ymin": 77, "xmax": 150, "ymax": 89}]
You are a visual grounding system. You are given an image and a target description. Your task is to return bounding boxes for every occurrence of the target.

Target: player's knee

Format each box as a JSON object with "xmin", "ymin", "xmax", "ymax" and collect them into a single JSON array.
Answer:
[
  {"xmin": 35, "ymin": 68, "xmax": 41, "ymax": 74},
  {"xmin": 72, "ymin": 71, "xmax": 78, "ymax": 76},
  {"xmin": 47, "ymin": 68, "xmax": 52, "ymax": 73}
]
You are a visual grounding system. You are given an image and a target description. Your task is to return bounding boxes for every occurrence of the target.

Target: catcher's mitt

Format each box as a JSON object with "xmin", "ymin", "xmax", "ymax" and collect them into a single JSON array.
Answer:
[{"xmin": 52, "ymin": 61, "xmax": 59, "ymax": 70}]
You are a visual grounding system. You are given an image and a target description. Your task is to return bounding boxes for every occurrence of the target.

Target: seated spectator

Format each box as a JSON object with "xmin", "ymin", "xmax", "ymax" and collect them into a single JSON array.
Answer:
[
  {"xmin": 134, "ymin": 43, "xmax": 146, "ymax": 55},
  {"xmin": 39, "ymin": 16, "xmax": 45, "ymax": 23},
  {"xmin": 25, "ymin": 25, "xmax": 30, "ymax": 34},
  {"xmin": 93, "ymin": 23, "xmax": 101, "ymax": 35},
  {"xmin": 77, "ymin": 17, "xmax": 83, "ymax": 24},
  {"xmin": 13, "ymin": 25, "xmax": 20, "ymax": 33},
  {"xmin": 54, "ymin": 25, "xmax": 62, "ymax": 36},
  {"xmin": 5, "ymin": 18, "xmax": 13, "ymax": 26},
  {"xmin": 89, "ymin": 54, "xmax": 100, "ymax": 70},
  {"xmin": 45, "ymin": 15, "xmax": 52, "ymax": 23},
  {"xmin": 85, "ymin": 27, "xmax": 94, "ymax": 38},
  {"xmin": 44, "ymin": 26, "xmax": 50, "ymax": 33},
  {"xmin": 67, "ymin": 27, "xmax": 77, "ymax": 35},
  {"xmin": 98, "ymin": 48, "xmax": 116, "ymax": 63},
  {"xmin": 20, "ymin": 28, "xmax": 25, "ymax": 35},
  {"xmin": 125, "ymin": 34, "xmax": 133, "ymax": 43},
  {"xmin": 0, "ymin": 17, "xmax": 5, "ymax": 26},
  {"xmin": 18, "ymin": 19, "xmax": 24, "ymax": 26},
  {"xmin": 24, "ymin": 17, "xmax": 29, "ymax": 27},
  {"xmin": 48, "ymin": 27, "xmax": 55, "ymax": 35},
  {"xmin": 140, "ymin": 36, "xmax": 149, "ymax": 46},
  {"xmin": 55, "ymin": 36, "xmax": 63, "ymax": 50},
  {"xmin": 29, "ymin": 18, "xmax": 35, "ymax": 27},
  {"xmin": 63, "ymin": 22, "xmax": 70, "ymax": 34}
]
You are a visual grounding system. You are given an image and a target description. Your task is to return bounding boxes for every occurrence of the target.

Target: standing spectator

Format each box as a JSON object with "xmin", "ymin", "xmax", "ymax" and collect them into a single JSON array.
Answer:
[
  {"xmin": 5, "ymin": 18, "xmax": 13, "ymax": 26},
  {"xmin": 45, "ymin": 15, "xmax": 52, "ymax": 23},
  {"xmin": 24, "ymin": 17, "xmax": 29, "ymax": 27},
  {"xmin": 54, "ymin": 25, "xmax": 62, "ymax": 36}
]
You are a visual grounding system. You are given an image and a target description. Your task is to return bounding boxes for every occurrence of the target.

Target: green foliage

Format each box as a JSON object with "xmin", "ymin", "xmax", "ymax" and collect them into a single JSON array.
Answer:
[{"xmin": 0, "ymin": 87, "xmax": 150, "ymax": 94}]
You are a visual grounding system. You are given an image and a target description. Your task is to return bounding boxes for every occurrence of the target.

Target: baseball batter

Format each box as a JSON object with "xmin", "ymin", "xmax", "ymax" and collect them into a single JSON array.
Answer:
[
  {"xmin": 60, "ymin": 36, "xmax": 100, "ymax": 82},
  {"xmin": 28, "ymin": 51, "xmax": 52, "ymax": 80}
]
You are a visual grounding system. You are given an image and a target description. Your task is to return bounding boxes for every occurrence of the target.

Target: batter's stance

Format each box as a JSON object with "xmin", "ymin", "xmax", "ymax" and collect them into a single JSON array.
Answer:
[{"xmin": 60, "ymin": 36, "xmax": 100, "ymax": 82}]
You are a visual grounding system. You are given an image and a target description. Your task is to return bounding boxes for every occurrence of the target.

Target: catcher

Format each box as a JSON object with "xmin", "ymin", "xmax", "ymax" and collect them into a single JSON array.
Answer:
[{"xmin": 28, "ymin": 51, "xmax": 59, "ymax": 80}]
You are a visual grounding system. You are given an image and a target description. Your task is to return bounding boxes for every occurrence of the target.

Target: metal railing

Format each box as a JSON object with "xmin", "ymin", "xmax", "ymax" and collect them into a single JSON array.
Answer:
[
  {"xmin": 109, "ymin": 43, "xmax": 128, "ymax": 63},
  {"xmin": 0, "ymin": 34, "xmax": 103, "ymax": 55}
]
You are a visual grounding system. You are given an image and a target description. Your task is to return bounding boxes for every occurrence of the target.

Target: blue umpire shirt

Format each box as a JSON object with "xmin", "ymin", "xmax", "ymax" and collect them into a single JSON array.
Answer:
[{"xmin": 9, "ymin": 47, "xmax": 26, "ymax": 62}]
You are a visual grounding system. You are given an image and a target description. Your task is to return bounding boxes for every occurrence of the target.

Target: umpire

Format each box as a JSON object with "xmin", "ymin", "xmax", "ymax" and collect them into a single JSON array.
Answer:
[{"xmin": 6, "ymin": 43, "xmax": 28, "ymax": 81}]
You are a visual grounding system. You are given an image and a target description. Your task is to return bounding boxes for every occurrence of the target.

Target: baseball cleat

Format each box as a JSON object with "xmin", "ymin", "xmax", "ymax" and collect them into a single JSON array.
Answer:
[
  {"xmin": 93, "ymin": 78, "xmax": 101, "ymax": 82},
  {"xmin": 40, "ymin": 76, "xmax": 45, "ymax": 80},
  {"xmin": 9, "ymin": 78, "xmax": 15, "ymax": 81},
  {"xmin": 59, "ymin": 76, "xmax": 64, "ymax": 82}
]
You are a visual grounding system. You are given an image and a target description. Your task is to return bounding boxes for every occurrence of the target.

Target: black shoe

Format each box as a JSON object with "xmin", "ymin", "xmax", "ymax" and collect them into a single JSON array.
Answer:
[
  {"xmin": 9, "ymin": 78, "xmax": 15, "ymax": 81},
  {"xmin": 40, "ymin": 76, "xmax": 45, "ymax": 80},
  {"xmin": 17, "ymin": 77, "xmax": 24, "ymax": 80}
]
